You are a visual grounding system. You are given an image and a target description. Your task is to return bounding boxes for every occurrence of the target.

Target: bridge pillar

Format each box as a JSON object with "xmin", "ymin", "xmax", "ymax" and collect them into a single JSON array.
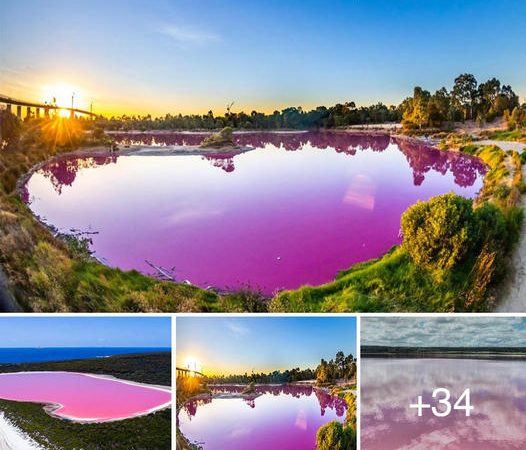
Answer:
[
  {"xmin": 16, "ymin": 105, "xmax": 22, "ymax": 119},
  {"xmin": 44, "ymin": 107, "xmax": 50, "ymax": 118},
  {"xmin": 70, "ymin": 109, "xmax": 75, "ymax": 119},
  {"xmin": 36, "ymin": 107, "xmax": 40, "ymax": 118},
  {"xmin": 26, "ymin": 106, "xmax": 31, "ymax": 119},
  {"xmin": 6, "ymin": 104, "xmax": 11, "ymax": 113}
]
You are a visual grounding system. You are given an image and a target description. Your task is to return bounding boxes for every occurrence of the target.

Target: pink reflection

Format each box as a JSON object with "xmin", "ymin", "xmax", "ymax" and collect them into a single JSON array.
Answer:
[
  {"xmin": 23, "ymin": 132, "xmax": 486, "ymax": 294},
  {"xmin": 178, "ymin": 384, "xmax": 346, "ymax": 450},
  {"xmin": 0, "ymin": 372, "xmax": 171, "ymax": 422},
  {"xmin": 361, "ymin": 358, "xmax": 526, "ymax": 449}
]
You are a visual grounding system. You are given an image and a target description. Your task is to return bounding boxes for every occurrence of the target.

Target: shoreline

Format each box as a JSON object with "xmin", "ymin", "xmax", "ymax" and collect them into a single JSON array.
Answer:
[
  {"xmin": 0, "ymin": 412, "xmax": 44, "ymax": 450},
  {"xmin": 0, "ymin": 371, "xmax": 171, "ymax": 424},
  {"xmin": 13, "ymin": 128, "xmax": 518, "ymax": 312}
]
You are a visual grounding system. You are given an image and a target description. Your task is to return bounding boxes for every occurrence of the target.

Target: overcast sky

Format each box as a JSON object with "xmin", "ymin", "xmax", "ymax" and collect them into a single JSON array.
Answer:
[{"xmin": 362, "ymin": 317, "xmax": 526, "ymax": 347}]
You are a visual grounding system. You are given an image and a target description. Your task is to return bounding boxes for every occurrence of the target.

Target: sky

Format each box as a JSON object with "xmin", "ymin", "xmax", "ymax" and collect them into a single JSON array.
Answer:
[
  {"xmin": 362, "ymin": 317, "xmax": 526, "ymax": 348},
  {"xmin": 0, "ymin": 317, "xmax": 171, "ymax": 348},
  {"xmin": 1, "ymin": 0, "xmax": 525, "ymax": 116},
  {"xmin": 177, "ymin": 316, "xmax": 356, "ymax": 375}
]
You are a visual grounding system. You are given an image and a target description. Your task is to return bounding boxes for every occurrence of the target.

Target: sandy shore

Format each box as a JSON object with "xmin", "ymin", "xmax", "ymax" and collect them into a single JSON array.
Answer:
[{"xmin": 0, "ymin": 413, "xmax": 44, "ymax": 450}]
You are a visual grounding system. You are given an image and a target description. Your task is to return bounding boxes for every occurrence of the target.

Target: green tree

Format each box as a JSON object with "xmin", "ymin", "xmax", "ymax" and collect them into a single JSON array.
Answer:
[
  {"xmin": 344, "ymin": 354, "xmax": 356, "ymax": 380},
  {"xmin": 316, "ymin": 359, "xmax": 330, "ymax": 384},
  {"xmin": 452, "ymin": 73, "xmax": 478, "ymax": 120},
  {"xmin": 335, "ymin": 351, "xmax": 345, "ymax": 378}
]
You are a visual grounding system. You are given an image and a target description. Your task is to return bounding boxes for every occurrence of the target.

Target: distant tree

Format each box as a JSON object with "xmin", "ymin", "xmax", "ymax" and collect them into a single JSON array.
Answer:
[
  {"xmin": 335, "ymin": 351, "xmax": 345, "ymax": 378},
  {"xmin": 452, "ymin": 73, "xmax": 478, "ymax": 120},
  {"xmin": 505, "ymin": 106, "xmax": 526, "ymax": 130},
  {"xmin": 316, "ymin": 359, "xmax": 330, "ymax": 384},
  {"xmin": 344, "ymin": 354, "xmax": 356, "ymax": 380}
]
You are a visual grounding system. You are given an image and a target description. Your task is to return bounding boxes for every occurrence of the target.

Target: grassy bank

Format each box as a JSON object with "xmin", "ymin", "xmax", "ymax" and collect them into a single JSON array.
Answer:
[
  {"xmin": 270, "ymin": 142, "xmax": 523, "ymax": 312},
  {"xmin": 481, "ymin": 129, "xmax": 526, "ymax": 143},
  {"xmin": 0, "ymin": 353, "xmax": 171, "ymax": 450},
  {"xmin": 2, "ymin": 115, "xmax": 523, "ymax": 312},
  {"xmin": 0, "ymin": 116, "xmax": 266, "ymax": 312}
]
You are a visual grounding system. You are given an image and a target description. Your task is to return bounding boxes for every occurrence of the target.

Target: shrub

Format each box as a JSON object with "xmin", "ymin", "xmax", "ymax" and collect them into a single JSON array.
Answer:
[
  {"xmin": 401, "ymin": 194, "xmax": 474, "ymax": 277},
  {"xmin": 316, "ymin": 421, "xmax": 355, "ymax": 450},
  {"xmin": 200, "ymin": 126, "xmax": 234, "ymax": 148}
]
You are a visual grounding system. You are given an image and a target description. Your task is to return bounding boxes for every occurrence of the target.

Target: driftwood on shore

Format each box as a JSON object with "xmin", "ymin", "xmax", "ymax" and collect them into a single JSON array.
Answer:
[{"xmin": 145, "ymin": 260, "xmax": 176, "ymax": 281}]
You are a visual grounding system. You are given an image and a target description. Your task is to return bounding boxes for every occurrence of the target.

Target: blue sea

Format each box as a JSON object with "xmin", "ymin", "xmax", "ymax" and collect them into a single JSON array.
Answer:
[{"xmin": 0, "ymin": 347, "xmax": 171, "ymax": 364}]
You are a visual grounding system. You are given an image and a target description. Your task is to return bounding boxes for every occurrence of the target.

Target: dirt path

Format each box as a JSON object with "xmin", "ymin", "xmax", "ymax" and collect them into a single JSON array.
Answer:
[
  {"xmin": 496, "ymin": 163, "xmax": 526, "ymax": 312},
  {"xmin": 477, "ymin": 139, "xmax": 526, "ymax": 153}
]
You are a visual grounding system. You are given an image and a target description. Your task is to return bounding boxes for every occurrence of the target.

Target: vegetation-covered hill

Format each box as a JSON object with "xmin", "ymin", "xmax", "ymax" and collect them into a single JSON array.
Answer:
[{"xmin": 0, "ymin": 351, "xmax": 171, "ymax": 385}]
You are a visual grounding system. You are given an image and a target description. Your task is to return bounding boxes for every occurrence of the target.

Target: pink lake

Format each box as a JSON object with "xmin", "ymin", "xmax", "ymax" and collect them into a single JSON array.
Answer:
[
  {"xmin": 178, "ymin": 384, "xmax": 347, "ymax": 450},
  {"xmin": 361, "ymin": 358, "xmax": 526, "ymax": 450},
  {"xmin": 0, "ymin": 372, "xmax": 171, "ymax": 422},
  {"xmin": 22, "ymin": 132, "xmax": 486, "ymax": 294}
]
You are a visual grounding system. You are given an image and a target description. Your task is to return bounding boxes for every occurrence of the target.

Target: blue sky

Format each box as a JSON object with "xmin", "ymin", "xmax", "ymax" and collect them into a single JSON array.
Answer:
[
  {"xmin": 1, "ymin": 0, "xmax": 525, "ymax": 115},
  {"xmin": 0, "ymin": 317, "xmax": 171, "ymax": 348},
  {"xmin": 177, "ymin": 317, "xmax": 356, "ymax": 375},
  {"xmin": 362, "ymin": 317, "xmax": 526, "ymax": 347}
]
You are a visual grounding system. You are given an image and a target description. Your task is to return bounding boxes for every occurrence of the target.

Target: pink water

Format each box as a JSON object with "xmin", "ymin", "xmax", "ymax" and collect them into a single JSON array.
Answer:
[
  {"xmin": 0, "ymin": 372, "xmax": 171, "ymax": 422},
  {"xmin": 178, "ymin": 384, "xmax": 347, "ymax": 450},
  {"xmin": 22, "ymin": 132, "xmax": 486, "ymax": 294},
  {"xmin": 361, "ymin": 358, "xmax": 526, "ymax": 449}
]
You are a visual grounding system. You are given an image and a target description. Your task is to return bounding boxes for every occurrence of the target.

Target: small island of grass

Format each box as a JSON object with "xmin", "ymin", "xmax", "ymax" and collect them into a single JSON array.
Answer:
[{"xmin": 199, "ymin": 126, "xmax": 236, "ymax": 149}]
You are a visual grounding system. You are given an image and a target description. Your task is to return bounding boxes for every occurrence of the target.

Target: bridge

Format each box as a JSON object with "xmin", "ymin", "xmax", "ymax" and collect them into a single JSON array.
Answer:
[
  {"xmin": 176, "ymin": 367, "xmax": 205, "ymax": 378},
  {"xmin": 0, "ymin": 94, "xmax": 98, "ymax": 119}
]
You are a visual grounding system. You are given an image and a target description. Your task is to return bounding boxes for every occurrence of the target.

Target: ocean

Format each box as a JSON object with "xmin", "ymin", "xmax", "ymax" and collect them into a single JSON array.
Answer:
[{"xmin": 0, "ymin": 347, "xmax": 170, "ymax": 364}]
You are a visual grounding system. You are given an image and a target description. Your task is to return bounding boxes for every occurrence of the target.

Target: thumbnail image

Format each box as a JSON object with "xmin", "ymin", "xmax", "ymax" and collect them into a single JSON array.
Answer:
[
  {"xmin": 361, "ymin": 316, "xmax": 526, "ymax": 450},
  {"xmin": 176, "ymin": 316, "xmax": 356, "ymax": 449},
  {"xmin": 0, "ymin": 316, "xmax": 172, "ymax": 450}
]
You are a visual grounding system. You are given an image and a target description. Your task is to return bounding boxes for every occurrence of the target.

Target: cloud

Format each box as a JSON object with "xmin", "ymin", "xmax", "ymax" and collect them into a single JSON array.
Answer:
[
  {"xmin": 159, "ymin": 24, "xmax": 221, "ymax": 47},
  {"xmin": 225, "ymin": 321, "xmax": 250, "ymax": 337},
  {"xmin": 361, "ymin": 317, "xmax": 526, "ymax": 347}
]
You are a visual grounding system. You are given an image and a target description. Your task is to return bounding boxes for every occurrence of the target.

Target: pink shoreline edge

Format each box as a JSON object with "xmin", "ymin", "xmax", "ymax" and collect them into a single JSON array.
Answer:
[{"xmin": 0, "ymin": 371, "xmax": 172, "ymax": 424}]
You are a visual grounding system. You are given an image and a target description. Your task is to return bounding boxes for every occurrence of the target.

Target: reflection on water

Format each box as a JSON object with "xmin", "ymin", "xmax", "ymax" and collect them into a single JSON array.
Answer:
[
  {"xmin": 361, "ymin": 358, "xmax": 526, "ymax": 450},
  {"xmin": 23, "ymin": 132, "xmax": 486, "ymax": 294},
  {"xmin": 178, "ymin": 384, "xmax": 346, "ymax": 450}
]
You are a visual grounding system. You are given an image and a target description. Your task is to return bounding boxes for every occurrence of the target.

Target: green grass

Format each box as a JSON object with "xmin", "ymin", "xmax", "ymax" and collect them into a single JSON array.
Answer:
[
  {"xmin": 270, "ymin": 247, "xmax": 475, "ymax": 312},
  {"xmin": 0, "ymin": 353, "xmax": 171, "ymax": 450},
  {"xmin": 484, "ymin": 129, "xmax": 526, "ymax": 143}
]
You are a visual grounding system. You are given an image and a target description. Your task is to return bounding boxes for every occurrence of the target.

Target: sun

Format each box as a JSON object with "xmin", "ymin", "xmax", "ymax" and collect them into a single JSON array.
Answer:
[
  {"xmin": 42, "ymin": 83, "xmax": 83, "ymax": 109},
  {"xmin": 184, "ymin": 356, "xmax": 201, "ymax": 373}
]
